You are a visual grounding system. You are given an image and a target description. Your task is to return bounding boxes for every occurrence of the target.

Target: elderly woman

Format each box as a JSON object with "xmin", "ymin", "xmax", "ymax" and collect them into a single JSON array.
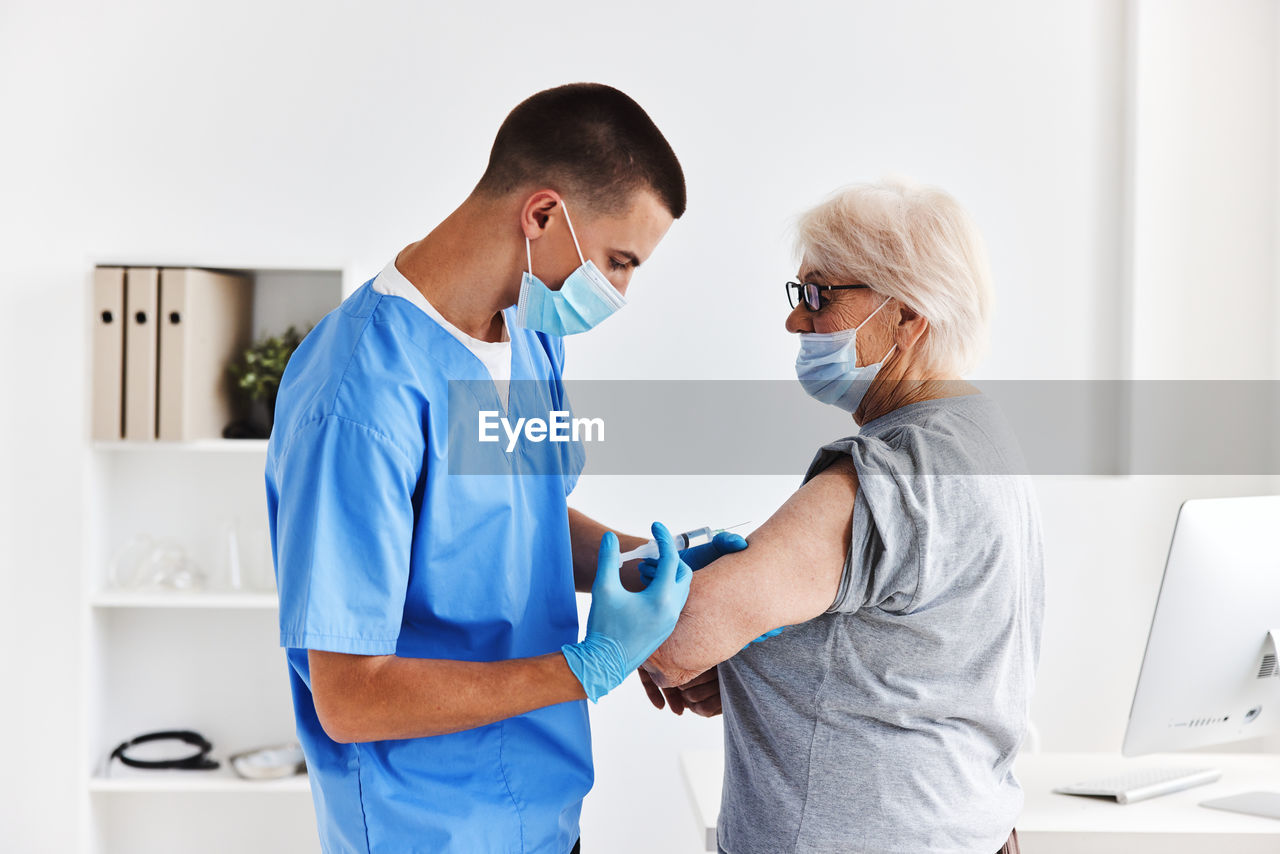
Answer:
[{"xmin": 642, "ymin": 180, "xmax": 1043, "ymax": 854}]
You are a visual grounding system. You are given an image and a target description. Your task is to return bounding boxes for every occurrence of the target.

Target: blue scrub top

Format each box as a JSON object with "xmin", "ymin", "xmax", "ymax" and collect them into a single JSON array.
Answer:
[{"xmin": 266, "ymin": 281, "xmax": 589, "ymax": 854}]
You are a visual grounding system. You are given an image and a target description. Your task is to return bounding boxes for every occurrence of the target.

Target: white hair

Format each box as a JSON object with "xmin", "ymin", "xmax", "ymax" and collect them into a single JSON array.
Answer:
[{"xmin": 794, "ymin": 178, "xmax": 993, "ymax": 374}]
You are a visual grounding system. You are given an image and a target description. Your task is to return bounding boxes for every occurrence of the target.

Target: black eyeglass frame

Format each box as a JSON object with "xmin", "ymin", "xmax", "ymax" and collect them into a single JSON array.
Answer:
[{"xmin": 785, "ymin": 280, "xmax": 871, "ymax": 311}]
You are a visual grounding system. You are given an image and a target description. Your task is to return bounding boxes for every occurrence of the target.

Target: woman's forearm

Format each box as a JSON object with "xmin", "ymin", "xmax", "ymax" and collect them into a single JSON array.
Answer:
[{"xmin": 643, "ymin": 567, "xmax": 759, "ymax": 686}]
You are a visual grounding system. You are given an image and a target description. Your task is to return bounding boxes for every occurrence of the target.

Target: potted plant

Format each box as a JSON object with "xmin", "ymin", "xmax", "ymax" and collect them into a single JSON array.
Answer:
[{"xmin": 224, "ymin": 326, "xmax": 306, "ymax": 438}]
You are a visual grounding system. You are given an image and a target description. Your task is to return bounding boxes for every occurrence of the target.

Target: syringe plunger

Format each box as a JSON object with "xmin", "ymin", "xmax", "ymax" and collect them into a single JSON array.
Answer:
[{"xmin": 619, "ymin": 526, "xmax": 717, "ymax": 562}]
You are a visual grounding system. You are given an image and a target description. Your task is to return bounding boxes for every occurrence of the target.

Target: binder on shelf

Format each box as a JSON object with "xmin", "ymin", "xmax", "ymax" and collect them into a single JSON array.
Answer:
[
  {"xmin": 157, "ymin": 268, "xmax": 253, "ymax": 441},
  {"xmin": 123, "ymin": 268, "xmax": 160, "ymax": 440},
  {"xmin": 91, "ymin": 267, "xmax": 126, "ymax": 440}
]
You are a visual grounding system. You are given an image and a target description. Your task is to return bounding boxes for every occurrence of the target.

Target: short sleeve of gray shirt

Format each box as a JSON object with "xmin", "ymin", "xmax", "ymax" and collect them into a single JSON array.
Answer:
[{"xmin": 815, "ymin": 393, "xmax": 1030, "ymax": 616}]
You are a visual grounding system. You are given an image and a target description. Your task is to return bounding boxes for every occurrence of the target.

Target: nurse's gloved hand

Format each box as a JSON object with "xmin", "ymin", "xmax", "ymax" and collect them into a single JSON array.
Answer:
[
  {"xmin": 562, "ymin": 523, "xmax": 692, "ymax": 703},
  {"xmin": 680, "ymin": 531, "xmax": 748, "ymax": 572},
  {"xmin": 636, "ymin": 531, "xmax": 747, "ymax": 583}
]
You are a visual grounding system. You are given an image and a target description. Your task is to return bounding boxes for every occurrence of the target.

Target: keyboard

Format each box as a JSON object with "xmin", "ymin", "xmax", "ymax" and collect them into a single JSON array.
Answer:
[{"xmin": 1053, "ymin": 766, "xmax": 1223, "ymax": 804}]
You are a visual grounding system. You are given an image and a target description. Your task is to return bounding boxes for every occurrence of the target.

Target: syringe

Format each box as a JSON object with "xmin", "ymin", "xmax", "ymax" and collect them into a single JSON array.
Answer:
[{"xmin": 619, "ymin": 522, "xmax": 750, "ymax": 562}]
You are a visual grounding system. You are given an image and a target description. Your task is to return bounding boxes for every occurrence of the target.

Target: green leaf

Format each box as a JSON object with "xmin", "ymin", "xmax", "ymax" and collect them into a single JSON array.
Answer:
[{"xmin": 227, "ymin": 324, "xmax": 311, "ymax": 404}]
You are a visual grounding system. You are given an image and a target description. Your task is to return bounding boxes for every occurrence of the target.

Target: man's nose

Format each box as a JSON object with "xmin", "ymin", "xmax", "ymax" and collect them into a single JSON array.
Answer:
[{"xmin": 785, "ymin": 304, "xmax": 813, "ymax": 334}]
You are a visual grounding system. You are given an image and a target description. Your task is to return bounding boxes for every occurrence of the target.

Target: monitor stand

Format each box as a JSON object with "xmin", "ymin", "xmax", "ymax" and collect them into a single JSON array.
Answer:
[
  {"xmin": 1201, "ymin": 628, "xmax": 1280, "ymax": 819},
  {"xmin": 1202, "ymin": 792, "xmax": 1280, "ymax": 820}
]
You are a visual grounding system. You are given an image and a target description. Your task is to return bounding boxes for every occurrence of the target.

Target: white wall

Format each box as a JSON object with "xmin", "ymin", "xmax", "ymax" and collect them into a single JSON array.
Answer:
[
  {"xmin": 0, "ymin": 1, "xmax": 1276, "ymax": 852},
  {"xmin": 1129, "ymin": 0, "xmax": 1278, "ymax": 382}
]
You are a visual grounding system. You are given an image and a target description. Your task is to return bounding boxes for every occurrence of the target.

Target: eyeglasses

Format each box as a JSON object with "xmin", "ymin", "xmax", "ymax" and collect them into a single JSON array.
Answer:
[{"xmin": 785, "ymin": 280, "xmax": 871, "ymax": 311}]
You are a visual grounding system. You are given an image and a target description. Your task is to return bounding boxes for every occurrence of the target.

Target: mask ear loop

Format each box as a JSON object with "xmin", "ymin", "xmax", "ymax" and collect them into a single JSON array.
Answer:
[
  {"xmin": 855, "ymin": 296, "xmax": 893, "ymax": 331},
  {"xmin": 559, "ymin": 200, "xmax": 587, "ymax": 265},
  {"xmin": 857, "ymin": 297, "xmax": 896, "ymax": 366}
]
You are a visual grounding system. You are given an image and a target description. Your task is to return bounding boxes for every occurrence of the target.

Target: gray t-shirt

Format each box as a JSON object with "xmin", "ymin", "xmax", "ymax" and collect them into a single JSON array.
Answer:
[{"xmin": 717, "ymin": 394, "xmax": 1045, "ymax": 854}]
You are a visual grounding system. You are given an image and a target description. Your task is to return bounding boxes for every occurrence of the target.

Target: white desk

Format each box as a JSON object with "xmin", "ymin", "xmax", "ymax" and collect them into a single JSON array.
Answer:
[{"xmin": 680, "ymin": 750, "xmax": 1280, "ymax": 853}]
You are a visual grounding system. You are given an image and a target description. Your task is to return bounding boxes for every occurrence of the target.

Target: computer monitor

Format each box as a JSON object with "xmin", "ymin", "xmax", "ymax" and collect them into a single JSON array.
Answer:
[{"xmin": 1123, "ymin": 496, "xmax": 1280, "ymax": 758}]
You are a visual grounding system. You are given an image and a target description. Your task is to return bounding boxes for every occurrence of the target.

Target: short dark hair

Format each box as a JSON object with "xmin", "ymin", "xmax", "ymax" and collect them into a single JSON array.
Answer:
[{"xmin": 475, "ymin": 83, "xmax": 686, "ymax": 218}]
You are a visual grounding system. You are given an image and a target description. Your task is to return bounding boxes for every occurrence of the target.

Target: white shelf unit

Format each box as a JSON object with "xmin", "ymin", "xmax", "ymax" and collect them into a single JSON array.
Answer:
[
  {"xmin": 90, "ymin": 767, "xmax": 310, "ymax": 794},
  {"xmin": 79, "ymin": 265, "xmax": 347, "ymax": 854},
  {"xmin": 92, "ymin": 439, "xmax": 270, "ymax": 454},
  {"xmin": 91, "ymin": 591, "xmax": 280, "ymax": 609}
]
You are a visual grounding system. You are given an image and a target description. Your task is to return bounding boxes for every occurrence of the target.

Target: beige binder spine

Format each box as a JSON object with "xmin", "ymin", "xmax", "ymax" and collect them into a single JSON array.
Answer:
[
  {"xmin": 91, "ymin": 267, "xmax": 126, "ymax": 440},
  {"xmin": 123, "ymin": 268, "xmax": 160, "ymax": 440},
  {"xmin": 157, "ymin": 269, "xmax": 253, "ymax": 441}
]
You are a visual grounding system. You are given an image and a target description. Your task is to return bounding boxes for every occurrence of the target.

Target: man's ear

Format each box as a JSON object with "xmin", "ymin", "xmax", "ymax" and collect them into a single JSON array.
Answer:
[{"xmin": 521, "ymin": 191, "xmax": 562, "ymax": 241}]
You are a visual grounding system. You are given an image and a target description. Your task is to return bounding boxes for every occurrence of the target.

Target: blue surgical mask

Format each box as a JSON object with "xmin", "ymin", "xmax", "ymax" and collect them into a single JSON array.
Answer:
[
  {"xmin": 514, "ymin": 201, "xmax": 627, "ymax": 336},
  {"xmin": 794, "ymin": 297, "xmax": 895, "ymax": 413}
]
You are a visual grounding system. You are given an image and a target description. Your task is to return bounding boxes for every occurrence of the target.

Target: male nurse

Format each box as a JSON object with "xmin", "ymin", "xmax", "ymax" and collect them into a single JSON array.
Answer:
[{"xmin": 266, "ymin": 84, "xmax": 732, "ymax": 854}]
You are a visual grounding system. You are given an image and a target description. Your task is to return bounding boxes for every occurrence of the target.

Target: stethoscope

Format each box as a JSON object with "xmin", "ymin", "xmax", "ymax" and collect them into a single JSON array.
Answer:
[{"xmin": 110, "ymin": 730, "xmax": 220, "ymax": 771}]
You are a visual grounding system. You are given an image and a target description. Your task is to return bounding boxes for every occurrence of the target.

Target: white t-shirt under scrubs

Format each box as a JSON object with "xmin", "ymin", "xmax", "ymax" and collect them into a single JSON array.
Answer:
[{"xmin": 372, "ymin": 257, "xmax": 512, "ymax": 409}]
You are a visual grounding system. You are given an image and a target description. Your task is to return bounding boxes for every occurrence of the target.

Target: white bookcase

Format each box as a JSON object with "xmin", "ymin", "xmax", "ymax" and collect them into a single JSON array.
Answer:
[{"xmin": 79, "ymin": 265, "xmax": 348, "ymax": 854}]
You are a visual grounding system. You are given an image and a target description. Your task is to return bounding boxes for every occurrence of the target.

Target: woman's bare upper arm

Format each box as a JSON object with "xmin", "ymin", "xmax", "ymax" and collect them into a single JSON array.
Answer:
[
  {"xmin": 713, "ymin": 455, "xmax": 858, "ymax": 630},
  {"xmin": 646, "ymin": 456, "xmax": 858, "ymax": 684}
]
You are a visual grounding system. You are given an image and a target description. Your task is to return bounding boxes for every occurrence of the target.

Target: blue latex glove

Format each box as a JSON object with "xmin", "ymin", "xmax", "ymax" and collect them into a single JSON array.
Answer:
[
  {"xmin": 747, "ymin": 626, "xmax": 786, "ymax": 645},
  {"xmin": 562, "ymin": 523, "xmax": 692, "ymax": 703},
  {"xmin": 637, "ymin": 531, "xmax": 747, "ymax": 582},
  {"xmin": 638, "ymin": 531, "xmax": 786, "ymax": 647},
  {"xmin": 681, "ymin": 531, "xmax": 749, "ymax": 571}
]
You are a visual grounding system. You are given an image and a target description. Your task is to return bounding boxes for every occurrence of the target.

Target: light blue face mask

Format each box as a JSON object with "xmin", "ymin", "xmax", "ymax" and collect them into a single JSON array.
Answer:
[
  {"xmin": 514, "ymin": 200, "xmax": 627, "ymax": 336},
  {"xmin": 794, "ymin": 297, "xmax": 895, "ymax": 413}
]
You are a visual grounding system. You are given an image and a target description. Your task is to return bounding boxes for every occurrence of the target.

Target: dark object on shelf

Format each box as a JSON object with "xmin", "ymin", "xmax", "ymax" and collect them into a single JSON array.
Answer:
[
  {"xmin": 110, "ymin": 729, "xmax": 220, "ymax": 771},
  {"xmin": 225, "ymin": 326, "xmax": 306, "ymax": 437},
  {"xmin": 222, "ymin": 417, "xmax": 269, "ymax": 440}
]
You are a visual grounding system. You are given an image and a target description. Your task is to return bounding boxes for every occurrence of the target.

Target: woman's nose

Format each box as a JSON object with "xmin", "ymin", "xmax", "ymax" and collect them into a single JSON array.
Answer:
[{"xmin": 785, "ymin": 304, "xmax": 813, "ymax": 334}]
